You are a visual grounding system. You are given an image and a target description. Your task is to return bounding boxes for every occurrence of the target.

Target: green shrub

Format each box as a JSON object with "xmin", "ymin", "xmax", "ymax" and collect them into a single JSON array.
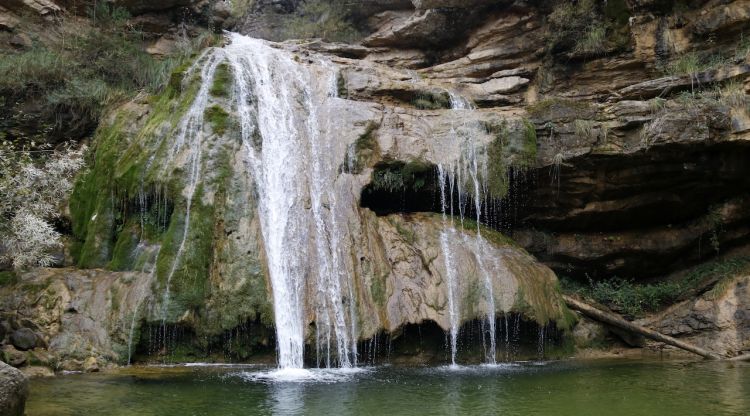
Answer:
[
  {"xmin": 575, "ymin": 24, "xmax": 607, "ymax": 56},
  {"xmin": 280, "ymin": 0, "xmax": 361, "ymax": 43},
  {"xmin": 562, "ymin": 256, "xmax": 750, "ymax": 317},
  {"xmin": 0, "ymin": 13, "xmax": 214, "ymax": 144},
  {"xmin": 562, "ymin": 276, "xmax": 679, "ymax": 318},
  {"xmin": 547, "ymin": 0, "xmax": 630, "ymax": 57}
]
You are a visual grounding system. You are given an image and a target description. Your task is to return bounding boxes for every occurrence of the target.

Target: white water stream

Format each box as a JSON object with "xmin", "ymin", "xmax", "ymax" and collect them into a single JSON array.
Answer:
[{"xmin": 225, "ymin": 34, "xmax": 357, "ymax": 369}]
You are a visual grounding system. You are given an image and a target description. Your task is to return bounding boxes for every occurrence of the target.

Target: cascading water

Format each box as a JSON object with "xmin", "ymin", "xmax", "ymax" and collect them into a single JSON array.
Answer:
[
  {"xmin": 224, "ymin": 34, "xmax": 357, "ymax": 370},
  {"xmin": 159, "ymin": 50, "xmax": 226, "ymax": 327},
  {"xmin": 437, "ymin": 93, "xmax": 498, "ymax": 365},
  {"xmin": 437, "ymin": 164, "xmax": 460, "ymax": 366}
]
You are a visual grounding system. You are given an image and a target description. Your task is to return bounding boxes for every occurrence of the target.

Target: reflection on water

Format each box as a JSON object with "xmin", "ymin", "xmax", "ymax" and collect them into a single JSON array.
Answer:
[{"xmin": 26, "ymin": 360, "xmax": 750, "ymax": 416}]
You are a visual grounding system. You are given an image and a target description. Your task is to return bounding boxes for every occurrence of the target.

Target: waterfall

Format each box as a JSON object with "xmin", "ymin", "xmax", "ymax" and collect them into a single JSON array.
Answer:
[
  {"xmin": 224, "ymin": 33, "xmax": 357, "ymax": 369},
  {"xmin": 440, "ymin": 93, "xmax": 498, "ymax": 365},
  {"xmin": 437, "ymin": 164, "xmax": 460, "ymax": 366}
]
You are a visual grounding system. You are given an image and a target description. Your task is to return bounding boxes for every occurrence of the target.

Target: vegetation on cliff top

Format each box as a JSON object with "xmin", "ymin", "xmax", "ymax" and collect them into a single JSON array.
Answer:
[{"xmin": 0, "ymin": 4, "xmax": 218, "ymax": 147}]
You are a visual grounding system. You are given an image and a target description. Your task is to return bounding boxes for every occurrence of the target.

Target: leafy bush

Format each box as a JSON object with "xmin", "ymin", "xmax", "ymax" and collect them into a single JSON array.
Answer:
[
  {"xmin": 547, "ymin": 0, "xmax": 630, "ymax": 57},
  {"xmin": 575, "ymin": 24, "xmax": 607, "ymax": 56},
  {"xmin": 562, "ymin": 256, "xmax": 750, "ymax": 317},
  {"xmin": 283, "ymin": 0, "xmax": 361, "ymax": 42},
  {"xmin": 0, "ymin": 142, "xmax": 85, "ymax": 269},
  {"xmin": 0, "ymin": 8, "xmax": 214, "ymax": 144}
]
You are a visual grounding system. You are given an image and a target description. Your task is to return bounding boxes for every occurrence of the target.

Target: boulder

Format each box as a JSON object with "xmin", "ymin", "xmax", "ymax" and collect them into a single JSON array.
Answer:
[
  {"xmin": 21, "ymin": 366, "xmax": 55, "ymax": 378},
  {"xmin": 9, "ymin": 33, "xmax": 32, "ymax": 49},
  {"xmin": 0, "ymin": 8, "xmax": 20, "ymax": 31},
  {"xmin": 572, "ymin": 316, "xmax": 608, "ymax": 348},
  {"xmin": 2, "ymin": 0, "xmax": 61, "ymax": 17},
  {"xmin": 10, "ymin": 328, "xmax": 39, "ymax": 351},
  {"xmin": 0, "ymin": 362, "xmax": 27, "ymax": 416},
  {"xmin": 83, "ymin": 356, "xmax": 99, "ymax": 373},
  {"xmin": 1, "ymin": 345, "xmax": 27, "ymax": 367}
]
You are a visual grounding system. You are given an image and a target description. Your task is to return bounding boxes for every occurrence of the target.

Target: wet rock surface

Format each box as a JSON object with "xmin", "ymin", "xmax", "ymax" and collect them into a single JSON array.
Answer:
[
  {"xmin": 0, "ymin": 361, "xmax": 28, "ymax": 416},
  {"xmin": 2, "ymin": 0, "xmax": 750, "ymax": 363}
]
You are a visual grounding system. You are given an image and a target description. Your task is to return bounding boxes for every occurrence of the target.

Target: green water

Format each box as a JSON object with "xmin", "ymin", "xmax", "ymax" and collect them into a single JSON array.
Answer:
[{"xmin": 27, "ymin": 360, "xmax": 750, "ymax": 416}]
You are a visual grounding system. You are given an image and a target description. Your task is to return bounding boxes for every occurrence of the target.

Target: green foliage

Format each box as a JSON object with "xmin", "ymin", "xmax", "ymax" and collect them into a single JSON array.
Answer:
[
  {"xmin": 562, "ymin": 276, "xmax": 680, "ymax": 318},
  {"xmin": 370, "ymin": 160, "xmax": 433, "ymax": 193},
  {"xmin": 347, "ymin": 122, "xmax": 380, "ymax": 173},
  {"xmin": 0, "ymin": 271, "xmax": 18, "ymax": 286},
  {"xmin": 280, "ymin": 0, "xmax": 361, "ymax": 43},
  {"xmin": 664, "ymin": 38, "xmax": 749, "ymax": 77},
  {"xmin": 547, "ymin": 0, "xmax": 630, "ymax": 57},
  {"xmin": 209, "ymin": 63, "xmax": 232, "ymax": 98},
  {"xmin": 575, "ymin": 24, "xmax": 607, "ymax": 56},
  {"xmin": 562, "ymin": 256, "xmax": 750, "ymax": 317},
  {"xmin": 0, "ymin": 12, "xmax": 215, "ymax": 144},
  {"xmin": 484, "ymin": 118, "xmax": 537, "ymax": 198},
  {"xmin": 0, "ymin": 142, "xmax": 85, "ymax": 269},
  {"xmin": 412, "ymin": 91, "xmax": 452, "ymax": 110},
  {"xmin": 205, "ymin": 105, "xmax": 230, "ymax": 136}
]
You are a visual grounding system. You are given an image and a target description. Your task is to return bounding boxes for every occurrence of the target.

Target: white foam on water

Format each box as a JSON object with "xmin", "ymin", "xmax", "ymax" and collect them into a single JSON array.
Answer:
[{"xmin": 238, "ymin": 367, "xmax": 371, "ymax": 384}]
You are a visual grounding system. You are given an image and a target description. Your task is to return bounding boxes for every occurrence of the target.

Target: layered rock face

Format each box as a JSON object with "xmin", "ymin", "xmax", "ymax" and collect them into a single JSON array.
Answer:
[
  {"xmin": 2, "ymin": 0, "xmax": 749, "ymax": 367},
  {"xmin": 0, "ymin": 33, "xmax": 566, "ymax": 367}
]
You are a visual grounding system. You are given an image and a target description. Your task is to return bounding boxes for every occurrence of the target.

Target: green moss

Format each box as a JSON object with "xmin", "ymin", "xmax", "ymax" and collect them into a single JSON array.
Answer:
[
  {"xmin": 168, "ymin": 61, "xmax": 192, "ymax": 95},
  {"xmin": 484, "ymin": 118, "xmax": 537, "ymax": 198},
  {"xmin": 462, "ymin": 277, "xmax": 482, "ymax": 318},
  {"xmin": 0, "ymin": 271, "xmax": 18, "ymax": 286},
  {"xmin": 204, "ymin": 105, "xmax": 230, "ymax": 136},
  {"xmin": 459, "ymin": 218, "xmax": 518, "ymax": 248},
  {"xmin": 347, "ymin": 122, "xmax": 380, "ymax": 173},
  {"xmin": 370, "ymin": 273, "xmax": 387, "ymax": 307},
  {"xmin": 209, "ymin": 63, "xmax": 232, "ymax": 98},
  {"xmin": 154, "ymin": 187, "xmax": 216, "ymax": 320},
  {"xmin": 394, "ymin": 221, "xmax": 416, "ymax": 245},
  {"xmin": 109, "ymin": 221, "xmax": 140, "ymax": 271},
  {"xmin": 336, "ymin": 73, "xmax": 348, "ymax": 98}
]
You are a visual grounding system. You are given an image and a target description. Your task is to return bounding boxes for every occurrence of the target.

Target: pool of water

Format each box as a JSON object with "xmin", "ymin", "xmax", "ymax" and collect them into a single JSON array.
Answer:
[{"xmin": 27, "ymin": 359, "xmax": 750, "ymax": 415}]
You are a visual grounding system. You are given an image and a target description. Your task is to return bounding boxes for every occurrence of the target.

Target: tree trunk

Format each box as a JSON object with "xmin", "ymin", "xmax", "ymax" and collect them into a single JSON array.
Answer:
[{"xmin": 563, "ymin": 295, "xmax": 724, "ymax": 360}]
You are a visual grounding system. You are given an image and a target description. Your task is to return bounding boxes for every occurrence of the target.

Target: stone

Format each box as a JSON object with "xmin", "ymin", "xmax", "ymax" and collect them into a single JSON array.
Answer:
[
  {"xmin": 83, "ymin": 356, "xmax": 99, "ymax": 373},
  {"xmin": 572, "ymin": 316, "xmax": 607, "ymax": 348},
  {"xmin": 9, "ymin": 33, "xmax": 32, "ymax": 49},
  {"xmin": 212, "ymin": 0, "xmax": 232, "ymax": 23},
  {"xmin": 28, "ymin": 348, "xmax": 52, "ymax": 367},
  {"xmin": 10, "ymin": 328, "xmax": 38, "ymax": 351},
  {"xmin": 0, "ymin": 9, "xmax": 20, "ymax": 31},
  {"xmin": 2, "ymin": 0, "xmax": 60, "ymax": 17},
  {"xmin": 641, "ymin": 276, "xmax": 750, "ymax": 356},
  {"xmin": 1, "ymin": 345, "xmax": 27, "ymax": 367},
  {"xmin": 146, "ymin": 36, "xmax": 178, "ymax": 56},
  {"xmin": 21, "ymin": 366, "xmax": 55, "ymax": 378},
  {"xmin": 0, "ymin": 361, "xmax": 28, "ymax": 416}
]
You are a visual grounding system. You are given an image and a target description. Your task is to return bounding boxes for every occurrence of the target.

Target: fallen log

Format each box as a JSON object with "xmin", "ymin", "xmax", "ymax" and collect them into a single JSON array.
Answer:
[
  {"xmin": 728, "ymin": 353, "xmax": 750, "ymax": 362},
  {"xmin": 563, "ymin": 295, "xmax": 724, "ymax": 360}
]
